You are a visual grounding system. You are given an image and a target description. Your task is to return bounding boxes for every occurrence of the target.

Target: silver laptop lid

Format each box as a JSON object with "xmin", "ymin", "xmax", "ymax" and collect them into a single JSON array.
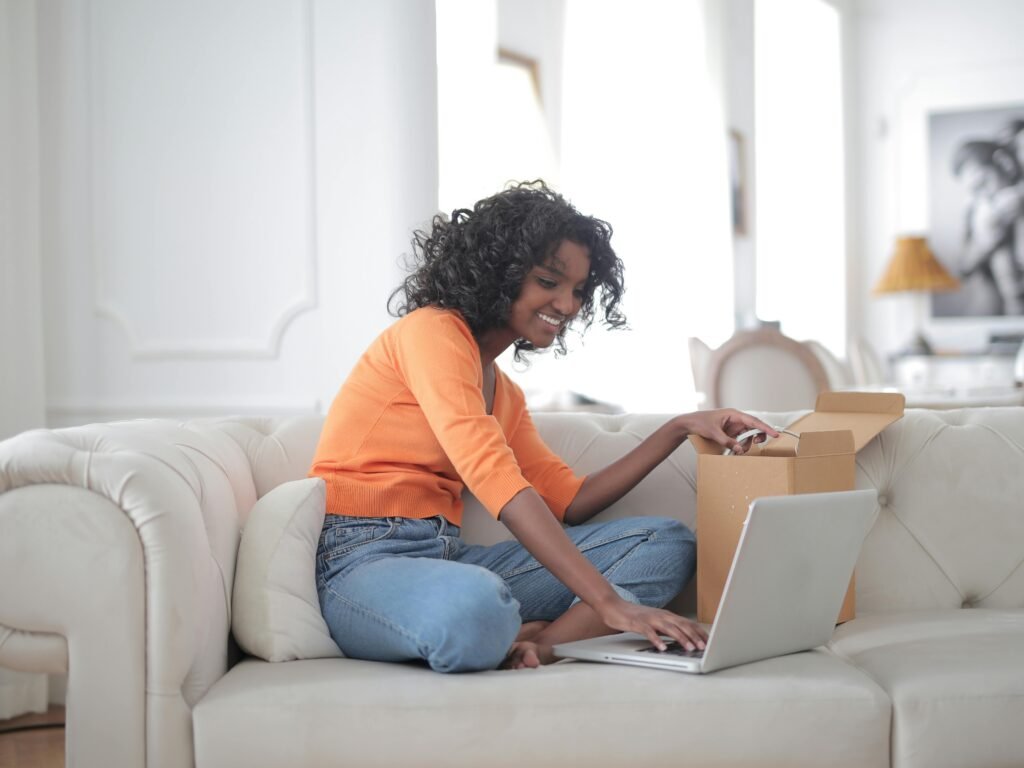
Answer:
[{"xmin": 700, "ymin": 489, "xmax": 877, "ymax": 672}]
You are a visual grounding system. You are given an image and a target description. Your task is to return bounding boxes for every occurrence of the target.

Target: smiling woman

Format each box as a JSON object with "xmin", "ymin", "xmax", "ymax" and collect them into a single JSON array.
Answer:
[{"xmin": 309, "ymin": 181, "xmax": 774, "ymax": 673}]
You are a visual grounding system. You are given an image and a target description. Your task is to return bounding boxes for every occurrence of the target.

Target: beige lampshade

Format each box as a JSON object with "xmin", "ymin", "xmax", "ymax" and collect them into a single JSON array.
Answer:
[{"xmin": 873, "ymin": 236, "xmax": 960, "ymax": 294}]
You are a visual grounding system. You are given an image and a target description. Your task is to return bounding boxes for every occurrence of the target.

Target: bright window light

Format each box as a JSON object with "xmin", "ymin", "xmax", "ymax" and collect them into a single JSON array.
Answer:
[
  {"xmin": 755, "ymin": 0, "xmax": 846, "ymax": 355},
  {"xmin": 436, "ymin": 0, "xmax": 733, "ymax": 413}
]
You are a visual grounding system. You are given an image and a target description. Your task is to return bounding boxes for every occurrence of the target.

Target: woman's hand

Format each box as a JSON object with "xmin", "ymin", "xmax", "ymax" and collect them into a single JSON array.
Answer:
[
  {"xmin": 595, "ymin": 598, "xmax": 708, "ymax": 653},
  {"xmin": 676, "ymin": 409, "xmax": 778, "ymax": 455}
]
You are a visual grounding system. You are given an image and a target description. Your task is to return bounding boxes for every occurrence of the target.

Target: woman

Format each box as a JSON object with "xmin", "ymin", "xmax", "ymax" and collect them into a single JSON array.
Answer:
[{"xmin": 310, "ymin": 181, "xmax": 775, "ymax": 672}]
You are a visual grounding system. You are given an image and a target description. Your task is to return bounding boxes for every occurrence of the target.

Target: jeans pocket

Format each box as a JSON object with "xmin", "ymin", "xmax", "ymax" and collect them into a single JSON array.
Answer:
[{"xmin": 320, "ymin": 516, "xmax": 397, "ymax": 562}]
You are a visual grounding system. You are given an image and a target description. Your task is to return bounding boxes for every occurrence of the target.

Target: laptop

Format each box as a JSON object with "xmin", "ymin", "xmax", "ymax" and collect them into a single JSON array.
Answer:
[{"xmin": 552, "ymin": 489, "xmax": 877, "ymax": 673}]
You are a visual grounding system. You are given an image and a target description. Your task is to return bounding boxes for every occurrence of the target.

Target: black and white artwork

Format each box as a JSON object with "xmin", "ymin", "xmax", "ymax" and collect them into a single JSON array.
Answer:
[{"xmin": 929, "ymin": 105, "xmax": 1024, "ymax": 317}]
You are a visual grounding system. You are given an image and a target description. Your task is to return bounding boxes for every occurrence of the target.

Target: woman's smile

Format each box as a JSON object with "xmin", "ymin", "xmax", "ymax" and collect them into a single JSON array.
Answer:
[{"xmin": 537, "ymin": 311, "xmax": 565, "ymax": 330}]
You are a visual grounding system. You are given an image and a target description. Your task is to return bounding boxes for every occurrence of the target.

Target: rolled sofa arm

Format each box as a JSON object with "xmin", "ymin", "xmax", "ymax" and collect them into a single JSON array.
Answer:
[{"xmin": 0, "ymin": 422, "xmax": 257, "ymax": 768}]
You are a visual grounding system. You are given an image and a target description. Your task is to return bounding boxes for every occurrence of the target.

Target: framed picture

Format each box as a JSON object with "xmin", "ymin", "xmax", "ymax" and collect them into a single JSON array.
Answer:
[
  {"xmin": 895, "ymin": 64, "xmax": 1024, "ymax": 331},
  {"xmin": 929, "ymin": 105, "xmax": 1024, "ymax": 318},
  {"xmin": 728, "ymin": 129, "xmax": 747, "ymax": 237}
]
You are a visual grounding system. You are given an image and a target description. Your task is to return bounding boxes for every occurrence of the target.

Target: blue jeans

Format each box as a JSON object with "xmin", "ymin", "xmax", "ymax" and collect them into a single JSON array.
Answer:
[{"xmin": 315, "ymin": 514, "xmax": 696, "ymax": 673}]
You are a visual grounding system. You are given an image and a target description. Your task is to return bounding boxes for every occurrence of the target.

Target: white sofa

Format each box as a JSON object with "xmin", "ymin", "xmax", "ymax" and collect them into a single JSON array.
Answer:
[{"xmin": 1, "ymin": 407, "xmax": 1023, "ymax": 768}]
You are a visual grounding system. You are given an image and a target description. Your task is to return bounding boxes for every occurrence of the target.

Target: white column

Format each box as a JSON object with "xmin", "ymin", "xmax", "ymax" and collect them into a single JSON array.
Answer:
[
  {"xmin": 0, "ymin": 0, "xmax": 46, "ymax": 440},
  {"xmin": 0, "ymin": 0, "xmax": 49, "ymax": 720},
  {"xmin": 312, "ymin": 0, "xmax": 439, "ymax": 407}
]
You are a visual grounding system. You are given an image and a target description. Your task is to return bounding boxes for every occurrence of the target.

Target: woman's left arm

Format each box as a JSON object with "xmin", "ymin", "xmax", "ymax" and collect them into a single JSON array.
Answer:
[{"xmin": 563, "ymin": 409, "xmax": 777, "ymax": 527}]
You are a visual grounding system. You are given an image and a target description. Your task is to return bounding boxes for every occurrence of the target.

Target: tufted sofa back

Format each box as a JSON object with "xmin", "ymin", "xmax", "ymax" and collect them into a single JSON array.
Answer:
[
  {"xmin": 464, "ymin": 409, "xmax": 1024, "ymax": 616},
  {"xmin": 209, "ymin": 407, "xmax": 1024, "ymax": 617}
]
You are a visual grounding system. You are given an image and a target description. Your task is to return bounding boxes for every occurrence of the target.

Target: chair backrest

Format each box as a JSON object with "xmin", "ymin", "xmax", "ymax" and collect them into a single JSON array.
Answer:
[
  {"xmin": 704, "ymin": 328, "xmax": 831, "ymax": 411},
  {"xmin": 848, "ymin": 336, "xmax": 888, "ymax": 387},
  {"xmin": 687, "ymin": 336, "xmax": 714, "ymax": 397},
  {"xmin": 803, "ymin": 339, "xmax": 854, "ymax": 389}
]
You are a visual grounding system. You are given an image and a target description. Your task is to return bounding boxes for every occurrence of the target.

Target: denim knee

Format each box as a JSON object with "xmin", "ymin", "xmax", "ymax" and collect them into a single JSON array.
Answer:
[
  {"xmin": 657, "ymin": 518, "xmax": 697, "ymax": 591},
  {"xmin": 606, "ymin": 516, "xmax": 696, "ymax": 608},
  {"xmin": 425, "ymin": 569, "xmax": 521, "ymax": 673}
]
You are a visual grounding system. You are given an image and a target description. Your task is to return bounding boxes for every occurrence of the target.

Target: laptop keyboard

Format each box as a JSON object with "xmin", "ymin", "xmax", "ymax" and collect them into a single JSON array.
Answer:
[{"xmin": 636, "ymin": 641, "xmax": 705, "ymax": 658}]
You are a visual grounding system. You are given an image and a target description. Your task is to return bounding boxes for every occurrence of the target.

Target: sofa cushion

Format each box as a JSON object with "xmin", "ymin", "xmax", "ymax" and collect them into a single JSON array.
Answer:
[
  {"xmin": 194, "ymin": 652, "xmax": 891, "ymax": 768},
  {"xmin": 830, "ymin": 609, "xmax": 1024, "ymax": 768},
  {"xmin": 231, "ymin": 478, "xmax": 342, "ymax": 662}
]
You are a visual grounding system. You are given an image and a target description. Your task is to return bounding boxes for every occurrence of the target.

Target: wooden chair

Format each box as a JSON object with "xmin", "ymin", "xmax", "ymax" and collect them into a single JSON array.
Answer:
[
  {"xmin": 848, "ymin": 336, "xmax": 889, "ymax": 387},
  {"xmin": 803, "ymin": 339, "xmax": 854, "ymax": 389},
  {"xmin": 701, "ymin": 328, "xmax": 832, "ymax": 411},
  {"xmin": 687, "ymin": 337, "xmax": 714, "ymax": 406}
]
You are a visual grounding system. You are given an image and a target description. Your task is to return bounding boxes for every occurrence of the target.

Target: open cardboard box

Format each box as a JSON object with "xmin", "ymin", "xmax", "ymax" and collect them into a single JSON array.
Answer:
[{"xmin": 689, "ymin": 392, "xmax": 905, "ymax": 625}]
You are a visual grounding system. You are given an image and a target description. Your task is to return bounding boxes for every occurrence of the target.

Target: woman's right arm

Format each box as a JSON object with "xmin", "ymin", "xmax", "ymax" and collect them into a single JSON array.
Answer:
[{"xmin": 499, "ymin": 487, "xmax": 707, "ymax": 652}]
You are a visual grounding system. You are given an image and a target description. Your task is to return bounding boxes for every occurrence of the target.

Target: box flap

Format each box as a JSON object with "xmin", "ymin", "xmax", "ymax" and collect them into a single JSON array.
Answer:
[
  {"xmin": 757, "ymin": 436, "xmax": 797, "ymax": 457},
  {"xmin": 758, "ymin": 429, "xmax": 854, "ymax": 457},
  {"xmin": 785, "ymin": 392, "xmax": 905, "ymax": 452},
  {"xmin": 794, "ymin": 429, "xmax": 855, "ymax": 457},
  {"xmin": 816, "ymin": 391, "xmax": 905, "ymax": 414}
]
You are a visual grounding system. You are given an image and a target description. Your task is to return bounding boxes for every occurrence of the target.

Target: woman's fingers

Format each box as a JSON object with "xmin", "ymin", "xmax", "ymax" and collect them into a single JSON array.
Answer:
[
  {"xmin": 660, "ymin": 618, "xmax": 705, "ymax": 652},
  {"xmin": 633, "ymin": 610, "xmax": 708, "ymax": 653},
  {"xmin": 717, "ymin": 410, "xmax": 781, "ymax": 453},
  {"xmin": 732, "ymin": 411, "xmax": 779, "ymax": 437},
  {"xmin": 641, "ymin": 627, "xmax": 667, "ymax": 652}
]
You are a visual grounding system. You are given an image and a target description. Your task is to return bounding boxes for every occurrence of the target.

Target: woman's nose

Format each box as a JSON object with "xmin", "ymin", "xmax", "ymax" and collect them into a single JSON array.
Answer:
[{"xmin": 553, "ymin": 288, "xmax": 578, "ymax": 316}]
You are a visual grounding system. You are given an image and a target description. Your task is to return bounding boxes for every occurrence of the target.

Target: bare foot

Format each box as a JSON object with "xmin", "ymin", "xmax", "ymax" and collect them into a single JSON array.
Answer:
[
  {"xmin": 516, "ymin": 621, "xmax": 550, "ymax": 643},
  {"xmin": 500, "ymin": 640, "xmax": 558, "ymax": 670}
]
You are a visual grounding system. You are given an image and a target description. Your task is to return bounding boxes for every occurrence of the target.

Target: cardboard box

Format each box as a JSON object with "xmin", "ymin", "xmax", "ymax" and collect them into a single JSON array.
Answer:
[{"xmin": 690, "ymin": 392, "xmax": 905, "ymax": 625}]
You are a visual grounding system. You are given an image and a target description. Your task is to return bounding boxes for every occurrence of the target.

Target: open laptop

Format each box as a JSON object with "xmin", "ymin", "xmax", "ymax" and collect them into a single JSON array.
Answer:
[{"xmin": 552, "ymin": 489, "xmax": 877, "ymax": 674}]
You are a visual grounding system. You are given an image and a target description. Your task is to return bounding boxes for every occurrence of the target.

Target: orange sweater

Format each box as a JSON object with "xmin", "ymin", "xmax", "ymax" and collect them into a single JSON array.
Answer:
[{"xmin": 310, "ymin": 307, "xmax": 585, "ymax": 526}]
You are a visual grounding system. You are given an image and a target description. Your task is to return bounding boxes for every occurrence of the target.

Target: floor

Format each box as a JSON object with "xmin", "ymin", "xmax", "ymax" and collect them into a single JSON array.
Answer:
[{"xmin": 0, "ymin": 707, "xmax": 64, "ymax": 768}]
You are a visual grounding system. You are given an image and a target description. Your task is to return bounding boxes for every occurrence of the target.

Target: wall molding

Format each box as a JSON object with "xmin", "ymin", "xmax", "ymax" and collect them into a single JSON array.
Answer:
[
  {"xmin": 93, "ymin": 299, "xmax": 317, "ymax": 360},
  {"xmin": 87, "ymin": 0, "xmax": 320, "ymax": 361}
]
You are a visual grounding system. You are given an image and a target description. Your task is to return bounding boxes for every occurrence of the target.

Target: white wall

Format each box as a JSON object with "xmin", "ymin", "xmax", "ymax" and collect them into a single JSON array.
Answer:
[
  {"xmin": 14, "ymin": 0, "xmax": 1024, "ymax": 432},
  {"xmin": 20, "ymin": 0, "xmax": 438, "ymax": 430},
  {"xmin": 852, "ymin": 0, "xmax": 1024, "ymax": 357}
]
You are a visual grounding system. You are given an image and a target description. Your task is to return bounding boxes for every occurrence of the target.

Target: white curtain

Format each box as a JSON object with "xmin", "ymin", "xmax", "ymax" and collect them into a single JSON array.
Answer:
[
  {"xmin": 0, "ymin": 668, "xmax": 48, "ymax": 719},
  {"xmin": 1, "ymin": 0, "xmax": 53, "ymax": 718}
]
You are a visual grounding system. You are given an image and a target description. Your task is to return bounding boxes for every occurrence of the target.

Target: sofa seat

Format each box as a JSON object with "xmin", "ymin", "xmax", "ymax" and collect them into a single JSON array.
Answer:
[
  {"xmin": 830, "ymin": 610, "xmax": 1024, "ymax": 768},
  {"xmin": 193, "ymin": 651, "xmax": 891, "ymax": 768}
]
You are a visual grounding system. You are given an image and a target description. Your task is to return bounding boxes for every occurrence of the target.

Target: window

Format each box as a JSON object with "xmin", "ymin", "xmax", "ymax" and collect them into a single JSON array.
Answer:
[
  {"xmin": 755, "ymin": 0, "xmax": 846, "ymax": 355},
  {"xmin": 436, "ymin": 0, "xmax": 734, "ymax": 412}
]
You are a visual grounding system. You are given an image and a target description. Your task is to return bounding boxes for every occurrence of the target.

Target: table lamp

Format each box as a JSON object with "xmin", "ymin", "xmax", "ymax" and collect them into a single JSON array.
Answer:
[{"xmin": 873, "ymin": 235, "xmax": 960, "ymax": 355}]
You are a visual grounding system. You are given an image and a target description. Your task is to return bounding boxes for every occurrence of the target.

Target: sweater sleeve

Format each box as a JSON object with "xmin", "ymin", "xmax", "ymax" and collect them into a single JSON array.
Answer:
[
  {"xmin": 391, "ymin": 311, "xmax": 531, "ymax": 518},
  {"xmin": 506, "ymin": 394, "xmax": 586, "ymax": 523}
]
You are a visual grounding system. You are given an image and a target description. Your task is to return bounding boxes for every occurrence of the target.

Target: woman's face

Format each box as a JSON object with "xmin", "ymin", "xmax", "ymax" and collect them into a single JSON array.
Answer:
[{"xmin": 506, "ymin": 239, "xmax": 591, "ymax": 348}]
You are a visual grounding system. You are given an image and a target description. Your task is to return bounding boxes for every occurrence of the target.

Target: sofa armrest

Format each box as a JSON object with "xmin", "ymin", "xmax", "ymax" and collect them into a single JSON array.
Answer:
[
  {"xmin": 0, "ymin": 422, "xmax": 256, "ymax": 768},
  {"xmin": 1, "ymin": 484, "xmax": 144, "ymax": 767}
]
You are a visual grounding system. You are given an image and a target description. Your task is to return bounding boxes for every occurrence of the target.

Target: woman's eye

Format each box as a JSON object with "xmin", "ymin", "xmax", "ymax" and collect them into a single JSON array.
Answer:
[{"xmin": 537, "ymin": 277, "xmax": 557, "ymax": 289}]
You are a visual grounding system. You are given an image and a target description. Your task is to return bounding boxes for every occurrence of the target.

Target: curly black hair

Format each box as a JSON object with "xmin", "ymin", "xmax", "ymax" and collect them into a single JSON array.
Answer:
[{"xmin": 388, "ymin": 181, "xmax": 626, "ymax": 360}]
